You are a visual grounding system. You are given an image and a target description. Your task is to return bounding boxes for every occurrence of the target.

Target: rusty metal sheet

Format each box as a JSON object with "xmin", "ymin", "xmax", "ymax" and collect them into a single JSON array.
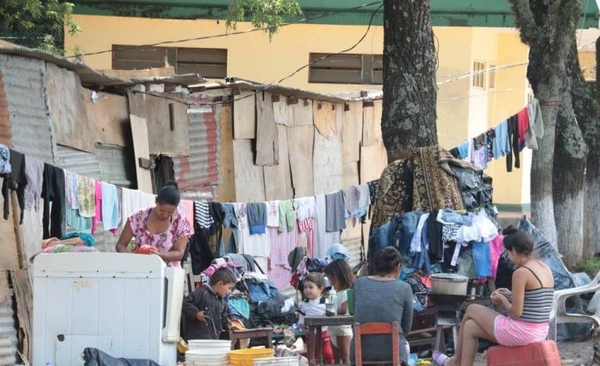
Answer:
[
  {"xmin": 128, "ymin": 91, "xmax": 190, "ymax": 156},
  {"xmin": 0, "ymin": 201, "xmax": 19, "ymax": 271},
  {"xmin": 0, "ymin": 72, "xmax": 12, "ymax": 146},
  {"xmin": 0, "ymin": 54, "xmax": 54, "ymax": 163},
  {"xmin": 0, "ymin": 277, "xmax": 18, "ymax": 366},
  {"xmin": 173, "ymin": 103, "xmax": 221, "ymax": 194},
  {"xmin": 45, "ymin": 63, "xmax": 95, "ymax": 153}
]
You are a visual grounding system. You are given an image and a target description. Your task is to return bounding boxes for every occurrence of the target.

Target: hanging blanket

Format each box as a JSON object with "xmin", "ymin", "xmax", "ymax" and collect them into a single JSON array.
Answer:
[
  {"xmin": 411, "ymin": 146, "xmax": 466, "ymax": 212},
  {"xmin": 370, "ymin": 159, "xmax": 414, "ymax": 231}
]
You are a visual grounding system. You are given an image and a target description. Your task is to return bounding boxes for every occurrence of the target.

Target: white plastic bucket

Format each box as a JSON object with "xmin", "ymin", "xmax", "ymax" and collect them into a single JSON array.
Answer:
[
  {"xmin": 188, "ymin": 339, "xmax": 231, "ymax": 349},
  {"xmin": 254, "ymin": 356, "xmax": 300, "ymax": 366}
]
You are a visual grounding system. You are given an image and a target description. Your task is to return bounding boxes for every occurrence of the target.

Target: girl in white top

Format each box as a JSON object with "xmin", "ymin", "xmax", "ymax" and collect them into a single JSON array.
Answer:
[
  {"xmin": 298, "ymin": 272, "xmax": 334, "ymax": 364},
  {"xmin": 324, "ymin": 259, "xmax": 355, "ymax": 364}
]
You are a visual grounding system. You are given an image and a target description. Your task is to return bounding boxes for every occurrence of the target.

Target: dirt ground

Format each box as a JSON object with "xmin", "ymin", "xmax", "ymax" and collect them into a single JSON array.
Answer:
[{"xmin": 469, "ymin": 335, "xmax": 600, "ymax": 366}]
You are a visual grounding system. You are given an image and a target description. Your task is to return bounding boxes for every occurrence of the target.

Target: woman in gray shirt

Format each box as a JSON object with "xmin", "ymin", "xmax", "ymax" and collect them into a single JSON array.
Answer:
[{"xmin": 351, "ymin": 246, "xmax": 413, "ymax": 365}]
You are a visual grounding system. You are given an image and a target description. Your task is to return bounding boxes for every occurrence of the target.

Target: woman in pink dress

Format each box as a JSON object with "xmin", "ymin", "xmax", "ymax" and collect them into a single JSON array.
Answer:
[{"xmin": 115, "ymin": 183, "xmax": 191, "ymax": 267}]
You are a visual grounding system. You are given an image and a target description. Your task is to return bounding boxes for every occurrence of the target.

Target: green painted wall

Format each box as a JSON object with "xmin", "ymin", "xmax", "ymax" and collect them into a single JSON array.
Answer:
[{"xmin": 71, "ymin": 0, "xmax": 599, "ymax": 29}]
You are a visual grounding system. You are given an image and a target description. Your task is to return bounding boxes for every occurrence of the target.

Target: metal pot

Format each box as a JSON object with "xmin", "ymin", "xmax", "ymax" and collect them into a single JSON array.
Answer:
[{"xmin": 430, "ymin": 273, "xmax": 469, "ymax": 295}]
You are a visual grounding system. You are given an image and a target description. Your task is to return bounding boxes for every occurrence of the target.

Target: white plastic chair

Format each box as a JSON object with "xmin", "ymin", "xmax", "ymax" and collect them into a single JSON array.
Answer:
[{"xmin": 548, "ymin": 271, "xmax": 600, "ymax": 340}]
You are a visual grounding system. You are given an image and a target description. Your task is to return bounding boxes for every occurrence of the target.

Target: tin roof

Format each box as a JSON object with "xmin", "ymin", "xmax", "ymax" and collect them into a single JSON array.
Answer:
[
  {"xmin": 0, "ymin": 45, "xmax": 206, "ymax": 89},
  {"xmin": 196, "ymin": 77, "xmax": 383, "ymax": 103}
]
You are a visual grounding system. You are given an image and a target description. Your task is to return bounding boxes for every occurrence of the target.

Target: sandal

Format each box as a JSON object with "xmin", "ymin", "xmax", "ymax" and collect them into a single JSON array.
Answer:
[{"xmin": 432, "ymin": 351, "xmax": 449, "ymax": 366}]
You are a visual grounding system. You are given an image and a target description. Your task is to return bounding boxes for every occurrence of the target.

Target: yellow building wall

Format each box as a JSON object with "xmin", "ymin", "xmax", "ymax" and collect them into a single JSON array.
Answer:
[
  {"xmin": 435, "ymin": 27, "xmax": 472, "ymax": 148},
  {"xmin": 67, "ymin": 15, "xmax": 385, "ymax": 93},
  {"xmin": 484, "ymin": 32, "xmax": 529, "ymax": 207},
  {"xmin": 66, "ymin": 15, "xmax": 534, "ymax": 207}
]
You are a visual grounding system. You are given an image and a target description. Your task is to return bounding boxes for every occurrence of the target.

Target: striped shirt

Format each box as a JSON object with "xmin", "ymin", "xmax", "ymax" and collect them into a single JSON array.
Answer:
[
  {"xmin": 519, "ymin": 287, "xmax": 554, "ymax": 323},
  {"xmin": 194, "ymin": 200, "xmax": 214, "ymax": 229}
]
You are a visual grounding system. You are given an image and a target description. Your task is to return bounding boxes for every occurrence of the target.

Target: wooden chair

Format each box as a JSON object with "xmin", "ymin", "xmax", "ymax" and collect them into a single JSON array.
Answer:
[{"xmin": 353, "ymin": 321, "xmax": 401, "ymax": 366}]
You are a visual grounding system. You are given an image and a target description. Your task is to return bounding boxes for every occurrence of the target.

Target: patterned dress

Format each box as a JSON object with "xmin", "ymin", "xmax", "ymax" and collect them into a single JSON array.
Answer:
[{"xmin": 129, "ymin": 207, "xmax": 192, "ymax": 267}]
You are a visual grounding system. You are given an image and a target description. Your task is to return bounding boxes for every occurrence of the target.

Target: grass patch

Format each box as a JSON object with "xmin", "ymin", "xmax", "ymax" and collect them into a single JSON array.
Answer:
[{"xmin": 576, "ymin": 256, "xmax": 600, "ymax": 277}]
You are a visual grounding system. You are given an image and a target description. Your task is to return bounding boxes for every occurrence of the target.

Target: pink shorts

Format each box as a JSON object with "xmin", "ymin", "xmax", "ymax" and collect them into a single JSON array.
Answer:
[{"xmin": 494, "ymin": 315, "xmax": 549, "ymax": 347}]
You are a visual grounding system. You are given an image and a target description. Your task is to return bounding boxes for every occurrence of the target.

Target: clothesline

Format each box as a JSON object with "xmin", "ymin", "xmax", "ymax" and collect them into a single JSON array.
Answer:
[
  {"xmin": 0, "ymin": 146, "xmax": 374, "ymax": 253},
  {"xmin": 449, "ymin": 98, "xmax": 543, "ymax": 172}
]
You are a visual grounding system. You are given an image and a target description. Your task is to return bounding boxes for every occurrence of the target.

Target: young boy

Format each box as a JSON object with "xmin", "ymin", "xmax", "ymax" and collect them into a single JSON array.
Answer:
[{"xmin": 182, "ymin": 267, "xmax": 237, "ymax": 340}]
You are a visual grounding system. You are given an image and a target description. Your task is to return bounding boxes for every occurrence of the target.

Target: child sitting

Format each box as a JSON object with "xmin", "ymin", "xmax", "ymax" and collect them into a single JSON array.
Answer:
[
  {"xmin": 324, "ymin": 259, "xmax": 355, "ymax": 364},
  {"xmin": 182, "ymin": 267, "xmax": 236, "ymax": 340},
  {"xmin": 298, "ymin": 272, "xmax": 334, "ymax": 365}
]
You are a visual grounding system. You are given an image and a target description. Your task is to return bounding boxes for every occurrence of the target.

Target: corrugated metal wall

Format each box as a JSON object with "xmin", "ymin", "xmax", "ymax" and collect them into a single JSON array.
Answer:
[
  {"xmin": 173, "ymin": 103, "xmax": 221, "ymax": 196},
  {"xmin": 96, "ymin": 145, "xmax": 136, "ymax": 188},
  {"xmin": 0, "ymin": 55, "xmax": 55, "ymax": 163},
  {"xmin": 55, "ymin": 145, "xmax": 101, "ymax": 179},
  {"xmin": 0, "ymin": 288, "xmax": 17, "ymax": 366},
  {"xmin": 55, "ymin": 144, "xmax": 135, "ymax": 188}
]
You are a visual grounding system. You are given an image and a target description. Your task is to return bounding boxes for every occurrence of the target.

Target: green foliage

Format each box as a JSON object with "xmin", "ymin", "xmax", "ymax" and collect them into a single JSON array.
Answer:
[
  {"xmin": 226, "ymin": 0, "xmax": 302, "ymax": 39},
  {"xmin": 576, "ymin": 256, "xmax": 600, "ymax": 276},
  {"xmin": 0, "ymin": 0, "xmax": 80, "ymax": 55}
]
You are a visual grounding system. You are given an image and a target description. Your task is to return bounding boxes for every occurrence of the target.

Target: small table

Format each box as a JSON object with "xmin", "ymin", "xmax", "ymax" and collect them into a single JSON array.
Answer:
[
  {"xmin": 229, "ymin": 327, "xmax": 273, "ymax": 350},
  {"xmin": 304, "ymin": 315, "xmax": 354, "ymax": 366}
]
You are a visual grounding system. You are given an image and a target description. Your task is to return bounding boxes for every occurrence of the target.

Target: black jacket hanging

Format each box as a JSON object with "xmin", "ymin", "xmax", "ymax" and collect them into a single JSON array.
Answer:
[
  {"xmin": 42, "ymin": 164, "xmax": 65, "ymax": 239},
  {"xmin": 2, "ymin": 150, "xmax": 26, "ymax": 223},
  {"xmin": 506, "ymin": 115, "xmax": 520, "ymax": 172}
]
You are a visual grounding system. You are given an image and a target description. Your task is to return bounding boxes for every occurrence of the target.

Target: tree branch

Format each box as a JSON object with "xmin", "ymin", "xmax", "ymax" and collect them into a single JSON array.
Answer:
[{"xmin": 509, "ymin": 0, "xmax": 539, "ymax": 44}]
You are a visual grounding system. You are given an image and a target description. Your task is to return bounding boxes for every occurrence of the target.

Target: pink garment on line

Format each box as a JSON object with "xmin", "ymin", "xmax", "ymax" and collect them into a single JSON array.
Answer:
[
  {"xmin": 268, "ymin": 226, "xmax": 298, "ymax": 289},
  {"xmin": 517, "ymin": 107, "xmax": 530, "ymax": 148},
  {"xmin": 490, "ymin": 234, "xmax": 505, "ymax": 279},
  {"xmin": 298, "ymin": 217, "xmax": 315, "ymax": 257},
  {"xmin": 180, "ymin": 199, "xmax": 195, "ymax": 234},
  {"xmin": 91, "ymin": 181, "xmax": 102, "ymax": 234}
]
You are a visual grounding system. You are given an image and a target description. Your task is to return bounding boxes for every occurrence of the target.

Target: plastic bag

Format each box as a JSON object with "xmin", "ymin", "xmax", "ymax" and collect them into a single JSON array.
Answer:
[
  {"xmin": 83, "ymin": 348, "xmax": 160, "ymax": 366},
  {"xmin": 456, "ymin": 249, "xmax": 478, "ymax": 279},
  {"xmin": 518, "ymin": 217, "xmax": 574, "ymax": 290}
]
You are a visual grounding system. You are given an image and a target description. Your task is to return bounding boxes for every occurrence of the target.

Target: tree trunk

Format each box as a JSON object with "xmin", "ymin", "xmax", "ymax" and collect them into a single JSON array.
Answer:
[
  {"xmin": 553, "ymin": 101, "xmax": 586, "ymax": 268},
  {"xmin": 576, "ymin": 37, "xmax": 600, "ymax": 259},
  {"xmin": 510, "ymin": 0, "xmax": 582, "ymax": 247},
  {"xmin": 381, "ymin": 0, "xmax": 438, "ymax": 162},
  {"xmin": 552, "ymin": 41, "xmax": 592, "ymax": 268}
]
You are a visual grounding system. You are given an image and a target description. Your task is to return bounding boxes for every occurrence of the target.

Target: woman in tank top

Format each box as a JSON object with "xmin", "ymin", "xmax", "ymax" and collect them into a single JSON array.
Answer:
[{"xmin": 433, "ymin": 225, "xmax": 554, "ymax": 366}]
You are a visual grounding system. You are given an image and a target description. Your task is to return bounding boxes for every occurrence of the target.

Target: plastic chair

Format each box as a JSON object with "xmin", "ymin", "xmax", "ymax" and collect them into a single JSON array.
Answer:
[
  {"xmin": 353, "ymin": 321, "xmax": 401, "ymax": 366},
  {"xmin": 548, "ymin": 271, "xmax": 600, "ymax": 340}
]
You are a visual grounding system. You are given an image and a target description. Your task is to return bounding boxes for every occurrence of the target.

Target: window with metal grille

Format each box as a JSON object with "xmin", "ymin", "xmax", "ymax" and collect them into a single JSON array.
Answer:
[
  {"xmin": 472, "ymin": 61, "xmax": 486, "ymax": 88},
  {"xmin": 308, "ymin": 53, "xmax": 383, "ymax": 84},
  {"xmin": 112, "ymin": 45, "xmax": 227, "ymax": 78}
]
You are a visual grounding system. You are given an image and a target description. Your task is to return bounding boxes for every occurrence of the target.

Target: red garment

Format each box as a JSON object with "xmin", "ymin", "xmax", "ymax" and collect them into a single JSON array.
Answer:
[
  {"xmin": 517, "ymin": 107, "xmax": 530, "ymax": 149},
  {"xmin": 307, "ymin": 330, "xmax": 335, "ymax": 365},
  {"xmin": 321, "ymin": 331, "xmax": 335, "ymax": 365}
]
